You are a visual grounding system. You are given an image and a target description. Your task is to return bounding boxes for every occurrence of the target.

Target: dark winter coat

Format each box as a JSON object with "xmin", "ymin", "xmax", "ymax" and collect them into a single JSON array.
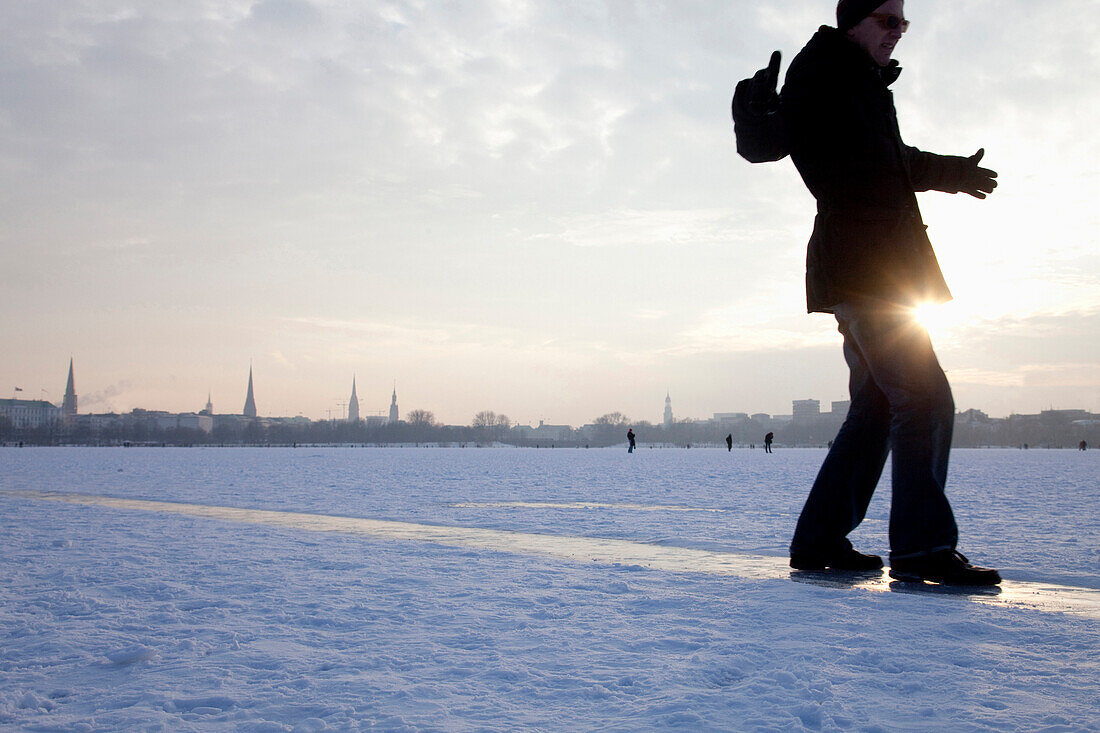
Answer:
[{"xmin": 779, "ymin": 28, "xmax": 964, "ymax": 313}]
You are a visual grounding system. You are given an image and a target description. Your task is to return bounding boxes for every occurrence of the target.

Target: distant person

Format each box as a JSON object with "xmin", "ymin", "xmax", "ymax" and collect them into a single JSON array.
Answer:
[
  {"xmin": 627, "ymin": 428, "xmax": 636, "ymax": 453},
  {"xmin": 733, "ymin": 0, "xmax": 1000, "ymax": 585},
  {"xmin": 1080, "ymin": 441, "xmax": 1088, "ymax": 451},
  {"xmin": 764, "ymin": 432, "xmax": 774, "ymax": 454},
  {"xmin": 726, "ymin": 434, "xmax": 733, "ymax": 452}
]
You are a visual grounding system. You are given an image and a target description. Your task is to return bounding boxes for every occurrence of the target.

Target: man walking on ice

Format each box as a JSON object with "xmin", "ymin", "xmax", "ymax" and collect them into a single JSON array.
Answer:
[{"xmin": 733, "ymin": 0, "xmax": 1001, "ymax": 584}]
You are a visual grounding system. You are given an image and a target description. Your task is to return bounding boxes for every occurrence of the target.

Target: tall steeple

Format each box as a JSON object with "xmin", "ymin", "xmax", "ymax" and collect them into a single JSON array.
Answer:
[
  {"xmin": 203, "ymin": 391, "xmax": 214, "ymax": 416},
  {"xmin": 62, "ymin": 357, "xmax": 78, "ymax": 425},
  {"xmin": 388, "ymin": 382, "xmax": 399, "ymax": 424},
  {"xmin": 243, "ymin": 365, "xmax": 257, "ymax": 418},
  {"xmin": 663, "ymin": 391, "xmax": 673, "ymax": 429},
  {"xmin": 347, "ymin": 376, "xmax": 360, "ymax": 423}
]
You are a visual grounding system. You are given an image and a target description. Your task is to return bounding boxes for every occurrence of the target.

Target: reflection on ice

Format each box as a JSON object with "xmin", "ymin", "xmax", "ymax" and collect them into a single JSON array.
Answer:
[
  {"xmin": 11, "ymin": 490, "xmax": 1099, "ymax": 620},
  {"xmin": 449, "ymin": 501, "xmax": 724, "ymax": 512}
]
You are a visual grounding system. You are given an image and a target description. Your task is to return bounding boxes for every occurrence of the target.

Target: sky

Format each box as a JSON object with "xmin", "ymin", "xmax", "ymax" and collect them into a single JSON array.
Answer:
[{"xmin": 2, "ymin": 0, "xmax": 1098, "ymax": 426}]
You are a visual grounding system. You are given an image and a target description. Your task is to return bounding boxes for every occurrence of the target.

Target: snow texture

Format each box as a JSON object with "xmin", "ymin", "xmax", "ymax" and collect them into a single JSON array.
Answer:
[{"xmin": 1, "ymin": 446, "xmax": 1098, "ymax": 731}]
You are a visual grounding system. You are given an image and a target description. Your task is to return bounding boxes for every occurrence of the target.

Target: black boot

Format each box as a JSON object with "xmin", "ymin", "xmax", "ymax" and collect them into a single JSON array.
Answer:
[
  {"xmin": 889, "ymin": 550, "xmax": 1001, "ymax": 586},
  {"xmin": 790, "ymin": 547, "xmax": 883, "ymax": 571}
]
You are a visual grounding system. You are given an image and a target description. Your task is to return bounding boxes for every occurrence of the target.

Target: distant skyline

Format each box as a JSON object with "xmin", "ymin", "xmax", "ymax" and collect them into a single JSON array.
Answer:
[
  {"xmin": 11, "ymin": 358, "xmax": 1097, "ymax": 428},
  {"xmin": 2, "ymin": 1, "xmax": 1098, "ymax": 425}
]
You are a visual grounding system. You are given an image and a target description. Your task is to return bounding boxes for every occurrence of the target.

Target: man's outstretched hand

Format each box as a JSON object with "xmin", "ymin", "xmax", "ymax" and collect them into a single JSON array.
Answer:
[
  {"xmin": 959, "ymin": 148, "xmax": 998, "ymax": 199},
  {"xmin": 747, "ymin": 50, "xmax": 782, "ymax": 115}
]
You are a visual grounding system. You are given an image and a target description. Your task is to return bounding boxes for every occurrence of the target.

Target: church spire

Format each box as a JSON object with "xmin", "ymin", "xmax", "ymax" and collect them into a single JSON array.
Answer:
[
  {"xmin": 388, "ymin": 381, "xmax": 399, "ymax": 424},
  {"xmin": 62, "ymin": 357, "xmax": 78, "ymax": 425},
  {"xmin": 243, "ymin": 365, "xmax": 257, "ymax": 418},
  {"xmin": 663, "ymin": 391, "xmax": 673, "ymax": 429},
  {"xmin": 347, "ymin": 376, "xmax": 360, "ymax": 423}
]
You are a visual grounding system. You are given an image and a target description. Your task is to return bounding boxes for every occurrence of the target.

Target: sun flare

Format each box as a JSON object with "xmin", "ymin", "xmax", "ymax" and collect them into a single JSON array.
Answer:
[{"xmin": 912, "ymin": 302, "xmax": 951, "ymax": 337}]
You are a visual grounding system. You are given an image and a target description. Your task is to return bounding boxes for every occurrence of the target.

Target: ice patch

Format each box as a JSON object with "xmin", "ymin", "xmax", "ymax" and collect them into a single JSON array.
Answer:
[
  {"xmin": 450, "ymin": 501, "xmax": 724, "ymax": 512},
  {"xmin": 107, "ymin": 645, "xmax": 158, "ymax": 665},
  {"xmin": 168, "ymin": 696, "xmax": 237, "ymax": 713},
  {"xmin": 10, "ymin": 490, "xmax": 1100, "ymax": 620},
  {"xmin": 292, "ymin": 719, "xmax": 328, "ymax": 733}
]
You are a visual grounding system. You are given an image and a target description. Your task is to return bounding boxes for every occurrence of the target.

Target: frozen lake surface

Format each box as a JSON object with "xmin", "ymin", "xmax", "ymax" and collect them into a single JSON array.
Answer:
[{"xmin": 1, "ymin": 447, "xmax": 1098, "ymax": 730}]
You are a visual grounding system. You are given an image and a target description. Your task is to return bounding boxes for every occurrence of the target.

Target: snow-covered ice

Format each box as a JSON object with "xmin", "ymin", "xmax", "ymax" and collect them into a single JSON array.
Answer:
[{"xmin": 1, "ymin": 446, "xmax": 1097, "ymax": 731}]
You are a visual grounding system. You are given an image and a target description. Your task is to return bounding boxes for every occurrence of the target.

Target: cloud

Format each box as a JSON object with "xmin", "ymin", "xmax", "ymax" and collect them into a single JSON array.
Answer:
[
  {"xmin": 670, "ymin": 315, "xmax": 838, "ymax": 357},
  {"xmin": 247, "ymin": 0, "xmax": 322, "ymax": 29},
  {"xmin": 551, "ymin": 208, "xmax": 743, "ymax": 249},
  {"xmin": 269, "ymin": 351, "xmax": 295, "ymax": 369},
  {"xmin": 941, "ymin": 308, "xmax": 1100, "ymax": 364},
  {"xmin": 288, "ymin": 316, "xmax": 460, "ymax": 346}
]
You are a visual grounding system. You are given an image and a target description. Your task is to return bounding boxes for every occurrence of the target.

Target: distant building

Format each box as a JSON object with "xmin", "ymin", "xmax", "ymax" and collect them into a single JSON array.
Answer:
[
  {"xmin": 751, "ymin": 413, "xmax": 771, "ymax": 423},
  {"xmin": 177, "ymin": 413, "xmax": 214, "ymax": 434},
  {"xmin": 1041, "ymin": 409, "xmax": 1090, "ymax": 422},
  {"xmin": 792, "ymin": 399, "xmax": 820, "ymax": 423},
  {"xmin": 267, "ymin": 416, "xmax": 312, "ymax": 428},
  {"xmin": 663, "ymin": 393, "xmax": 674, "ymax": 428},
  {"xmin": 714, "ymin": 412, "xmax": 749, "ymax": 426},
  {"xmin": 347, "ymin": 377, "xmax": 360, "ymax": 423},
  {"xmin": 202, "ymin": 392, "xmax": 214, "ymax": 416},
  {"xmin": 62, "ymin": 358, "xmax": 78, "ymax": 425},
  {"xmin": 956, "ymin": 408, "xmax": 990, "ymax": 425},
  {"xmin": 151, "ymin": 411, "xmax": 179, "ymax": 431},
  {"xmin": 512, "ymin": 421, "xmax": 574, "ymax": 444},
  {"xmin": 831, "ymin": 400, "xmax": 850, "ymax": 415},
  {"xmin": 213, "ymin": 413, "xmax": 249, "ymax": 432},
  {"xmin": 243, "ymin": 366, "xmax": 257, "ymax": 418},
  {"xmin": 388, "ymin": 385, "xmax": 400, "ymax": 424},
  {"xmin": 76, "ymin": 412, "xmax": 127, "ymax": 432},
  {"xmin": 0, "ymin": 398, "xmax": 60, "ymax": 429}
]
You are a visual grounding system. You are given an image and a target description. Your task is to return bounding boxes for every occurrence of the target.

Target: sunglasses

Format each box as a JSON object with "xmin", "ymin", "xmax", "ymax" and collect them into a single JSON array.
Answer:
[{"xmin": 869, "ymin": 13, "xmax": 910, "ymax": 33}]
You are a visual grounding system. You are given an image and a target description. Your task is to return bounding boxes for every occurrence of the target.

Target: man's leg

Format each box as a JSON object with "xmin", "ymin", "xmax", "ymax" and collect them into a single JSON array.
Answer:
[
  {"xmin": 790, "ymin": 312, "xmax": 891, "ymax": 561},
  {"xmin": 841, "ymin": 309, "xmax": 958, "ymax": 560}
]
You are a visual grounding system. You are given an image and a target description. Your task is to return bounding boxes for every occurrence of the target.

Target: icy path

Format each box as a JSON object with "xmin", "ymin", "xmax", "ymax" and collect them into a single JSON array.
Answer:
[{"xmin": 11, "ymin": 490, "xmax": 1099, "ymax": 620}]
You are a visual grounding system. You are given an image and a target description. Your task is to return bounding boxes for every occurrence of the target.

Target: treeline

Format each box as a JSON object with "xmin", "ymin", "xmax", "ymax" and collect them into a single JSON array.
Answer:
[
  {"xmin": 952, "ymin": 413, "xmax": 1097, "ymax": 450},
  {"xmin": 1, "ymin": 411, "xmax": 1095, "ymax": 449},
  {"xmin": 0, "ymin": 417, "xmax": 511, "ymax": 447}
]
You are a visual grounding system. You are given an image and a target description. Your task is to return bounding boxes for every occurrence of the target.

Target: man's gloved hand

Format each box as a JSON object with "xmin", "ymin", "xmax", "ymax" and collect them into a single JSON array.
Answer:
[
  {"xmin": 746, "ymin": 50, "xmax": 782, "ymax": 115},
  {"xmin": 957, "ymin": 148, "xmax": 998, "ymax": 199},
  {"xmin": 732, "ymin": 50, "xmax": 789, "ymax": 163}
]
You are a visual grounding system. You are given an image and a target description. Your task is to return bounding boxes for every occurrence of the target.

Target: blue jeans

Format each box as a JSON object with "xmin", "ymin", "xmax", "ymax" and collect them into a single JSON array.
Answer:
[{"xmin": 789, "ymin": 304, "xmax": 958, "ymax": 561}]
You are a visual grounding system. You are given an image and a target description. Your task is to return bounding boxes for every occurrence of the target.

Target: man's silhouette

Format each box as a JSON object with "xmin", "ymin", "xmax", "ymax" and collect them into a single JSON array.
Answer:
[{"xmin": 733, "ymin": 0, "xmax": 1000, "ymax": 585}]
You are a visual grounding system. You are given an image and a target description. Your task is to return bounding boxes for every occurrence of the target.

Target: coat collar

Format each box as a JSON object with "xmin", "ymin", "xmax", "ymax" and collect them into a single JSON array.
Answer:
[{"xmin": 812, "ymin": 26, "xmax": 903, "ymax": 87}]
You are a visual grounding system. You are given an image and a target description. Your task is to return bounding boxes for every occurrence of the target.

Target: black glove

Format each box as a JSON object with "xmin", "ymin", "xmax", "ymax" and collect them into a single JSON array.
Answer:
[
  {"xmin": 732, "ymin": 50, "xmax": 788, "ymax": 163},
  {"xmin": 746, "ymin": 50, "xmax": 782, "ymax": 115},
  {"xmin": 957, "ymin": 148, "xmax": 998, "ymax": 199}
]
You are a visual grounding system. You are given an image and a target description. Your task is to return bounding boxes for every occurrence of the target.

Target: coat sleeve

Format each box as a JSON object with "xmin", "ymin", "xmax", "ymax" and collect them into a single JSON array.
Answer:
[{"xmin": 905, "ymin": 147, "xmax": 973, "ymax": 194}]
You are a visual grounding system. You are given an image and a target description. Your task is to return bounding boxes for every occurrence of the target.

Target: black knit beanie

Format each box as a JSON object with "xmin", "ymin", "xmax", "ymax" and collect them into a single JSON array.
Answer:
[{"xmin": 836, "ymin": 0, "xmax": 884, "ymax": 32}]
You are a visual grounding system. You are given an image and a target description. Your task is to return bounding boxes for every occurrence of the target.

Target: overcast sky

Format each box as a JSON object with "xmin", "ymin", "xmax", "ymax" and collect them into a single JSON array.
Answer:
[{"xmin": 2, "ymin": 0, "xmax": 1098, "ymax": 426}]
